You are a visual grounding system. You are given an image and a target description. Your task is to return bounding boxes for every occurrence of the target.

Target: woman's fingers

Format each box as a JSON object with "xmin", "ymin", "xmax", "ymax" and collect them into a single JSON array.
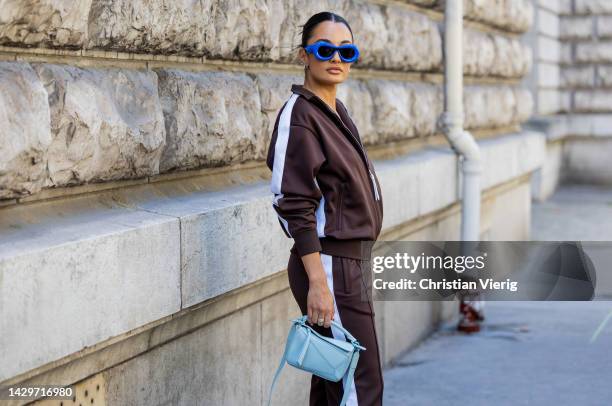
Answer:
[
  {"xmin": 308, "ymin": 305, "xmax": 334, "ymax": 328},
  {"xmin": 324, "ymin": 312, "xmax": 332, "ymax": 328},
  {"xmin": 306, "ymin": 285, "xmax": 335, "ymax": 327},
  {"xmin": 313, "ymin": 310, "xmax": 320, "ymax": 326}
]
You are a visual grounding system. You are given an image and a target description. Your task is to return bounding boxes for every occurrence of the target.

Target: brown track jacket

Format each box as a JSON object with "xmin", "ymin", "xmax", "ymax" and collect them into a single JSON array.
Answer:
[{"xmin": 265, "ymin": 84, "xmax": 384, "ymax": 259}]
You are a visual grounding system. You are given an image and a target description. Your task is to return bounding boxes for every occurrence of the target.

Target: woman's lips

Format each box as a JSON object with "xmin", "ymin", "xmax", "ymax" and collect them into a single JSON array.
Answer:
[{"xmin": 327, "ymin": 68, "xmax": 342, "ymax": 74}]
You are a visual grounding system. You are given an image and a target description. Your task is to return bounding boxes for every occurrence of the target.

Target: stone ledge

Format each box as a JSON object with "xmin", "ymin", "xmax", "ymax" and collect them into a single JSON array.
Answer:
[
  {"xmin": 524, "ymin": 114, "xmax": 612, "ymax": 140},
  {"xmin": 0, "ymin": 130, "xmax": 544, "ymax": 381}
]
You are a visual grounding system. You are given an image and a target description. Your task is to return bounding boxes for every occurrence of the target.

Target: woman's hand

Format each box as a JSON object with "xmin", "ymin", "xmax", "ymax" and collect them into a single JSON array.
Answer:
[{"xmin": 301, "ymin": 252, "xmax": 335, "ymax": 328}]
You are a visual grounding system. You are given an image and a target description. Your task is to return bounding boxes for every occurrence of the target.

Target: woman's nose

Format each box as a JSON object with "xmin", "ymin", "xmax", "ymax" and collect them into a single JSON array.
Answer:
[{"xmin": 330, "ymin": 50, "xmax": 342, "ymax": 63}]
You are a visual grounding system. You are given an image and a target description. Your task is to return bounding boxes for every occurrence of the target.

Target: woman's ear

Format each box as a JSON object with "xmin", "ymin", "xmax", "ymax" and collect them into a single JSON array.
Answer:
[{"xmin": 298, "ymin": 47, "xmax": 308, "ymax": 66}]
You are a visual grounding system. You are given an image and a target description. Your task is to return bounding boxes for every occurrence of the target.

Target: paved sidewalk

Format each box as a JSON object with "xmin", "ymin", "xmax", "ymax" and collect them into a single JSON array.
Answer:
[
  {"xmin": 530, "ymin": 184, "xmax": 612, "ymax": 241},
  {"xmin": 382, "ymin": 184, "xmax": 612, "ymax": 405}
]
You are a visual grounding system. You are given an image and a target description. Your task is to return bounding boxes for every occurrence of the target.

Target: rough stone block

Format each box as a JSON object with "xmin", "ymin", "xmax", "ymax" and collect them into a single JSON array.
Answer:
[
  {"xmin": 464, "ymin": 0, "xmax": 534, "ymax": 33},
  {"xmin": 596, "ymin": 65, "xmax": 612, "ymax": 86},
  {"xmin": 366, "ymin": 80, "xmax": 443, "ymax": 142},
  {"xmin": 381, "ymin": 5, "xmax": 443, "ymax": 71},
  {"xmin": 31, "ymin": 63, "xmax": 166, "ymax": 187},
  {"xmin": 366, "ymin": 80, "xmax": 414, "ymax": 142},
  {"xmin": 464, "ymin": 30, "xmax": 531, "ymax": 78},
  {"xmin": 0, "ymin": 0, "xmax": 91, "ymax": 48},
  {"xmin": 87, "ymin": 0, "xmax": 218, "ymax": 57},
  {"xmin": 0, "ymin": 62, "xmax": 51, "ymax": 199},
  {"xmin": 490, "ymin": 33, "xmax": 532, "ymax": 77},
  {"xmin": 464, "ymin": 86, "xmax": 532, "ymax": 129},
  {"xmin": 575, "ymin": 91, "xmax": 612, "ymax": 112},
  {"xmin": 156, "ymin": 69, "xmax": 265, "ymax": 172},
  {"xmin": 463, "ymin": 29, "xmax": 496, "ymax": 77},
  {"xmin": 575, "ymin": 0, "xmax": 612, "ymax": 14},
  {"xmin": 597, "ymin": 16, "xmax": 612, "ymax": 39},
  {"xmin": 560, "ymin": 16, "xmax": 593, "ymax": 39},
  {"xmin": 576, "ymin": 42, "xmax": 612, "ymax": 63},
  {"xmin": 561, "ymin": 65, "xmax": 595, "ymax": 87}
]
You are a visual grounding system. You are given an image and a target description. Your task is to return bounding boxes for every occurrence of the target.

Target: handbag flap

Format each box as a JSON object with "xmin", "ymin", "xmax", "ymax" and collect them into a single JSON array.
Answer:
[
  {"xmin": 297, "ymin": 323, "xmax": 355, "ymax": 352},
  {"xmin": 317, "ymin": 332, "xmax": 355, "ymax": 352}
]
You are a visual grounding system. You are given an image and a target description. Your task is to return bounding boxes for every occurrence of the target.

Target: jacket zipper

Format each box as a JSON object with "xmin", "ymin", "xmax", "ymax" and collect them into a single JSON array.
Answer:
[
  {"xmin": 312, "ymin": 98, "xmax": 381, "ymax": 202},
  {"xmin": 369, "ymin": 171, "xmax": 380, "ymax": 200}
]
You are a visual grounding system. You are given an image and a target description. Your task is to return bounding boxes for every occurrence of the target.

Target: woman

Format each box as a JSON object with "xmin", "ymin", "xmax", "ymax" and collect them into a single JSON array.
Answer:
[{"xmin": 265, "ymin": 11, "xmax": 384, "ymax": 406}]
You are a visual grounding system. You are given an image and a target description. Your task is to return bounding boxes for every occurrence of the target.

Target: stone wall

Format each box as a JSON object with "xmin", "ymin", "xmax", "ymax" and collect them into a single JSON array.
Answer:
[
  {"xmin": 522, "ymin": 0, "xmax": 612, "ymax": 115},
  {"xmin": 0, "ymin": 0, "xmax": 534, "ymax": 201},
  {"xmin": 560, "ymin": 0, "xmax": 612, "ymax": 113},
  {"xmin": 525, "ymin": 0, "xmax": 612, "ymax": 199}
]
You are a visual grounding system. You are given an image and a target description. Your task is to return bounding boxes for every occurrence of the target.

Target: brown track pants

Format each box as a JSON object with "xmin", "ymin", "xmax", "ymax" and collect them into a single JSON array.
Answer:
[{"xmin": 287, "ymin": 245, "xmax": 384, "ymax": 406}]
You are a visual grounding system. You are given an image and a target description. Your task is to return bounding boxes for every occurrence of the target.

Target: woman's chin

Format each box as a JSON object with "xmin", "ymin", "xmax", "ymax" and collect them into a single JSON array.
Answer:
[{"xmin": 318, "ymin": 74, "xmax": 346, "ymax": 85}]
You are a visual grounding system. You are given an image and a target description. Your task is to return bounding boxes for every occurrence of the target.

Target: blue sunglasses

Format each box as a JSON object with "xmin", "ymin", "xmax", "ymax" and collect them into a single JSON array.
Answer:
[{"xmin": 303, "ymin": 41, "xmax": 360, "ymax": 63}]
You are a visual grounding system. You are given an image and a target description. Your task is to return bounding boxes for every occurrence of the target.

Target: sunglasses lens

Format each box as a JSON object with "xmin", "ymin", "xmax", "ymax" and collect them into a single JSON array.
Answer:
[
  {"xmin": 317, "ymin": 45, "xmax": 335, "ymax": 58},
  {"xmin": 339, "ymin": 47, "xmax": 356, "ymax": 60}
]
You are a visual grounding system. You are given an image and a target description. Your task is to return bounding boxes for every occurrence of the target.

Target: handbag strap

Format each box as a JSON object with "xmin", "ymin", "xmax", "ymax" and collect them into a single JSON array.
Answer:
[
  {"xmin": 266, "ymin": 349, "xmax": 360, "ymax": 406},
  {"xmin": 338, "ymin": 349, "xmax": 360, "ymax": 406},
  {"xmin": 267, "ymin": 334, "xmax": 290, "ymax": 406}
]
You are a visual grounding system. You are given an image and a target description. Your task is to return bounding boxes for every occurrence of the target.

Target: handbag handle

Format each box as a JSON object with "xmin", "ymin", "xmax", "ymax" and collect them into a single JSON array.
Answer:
[{"xmin": 292, "ymin": 315, "xmax": 366, "ymax": 350}]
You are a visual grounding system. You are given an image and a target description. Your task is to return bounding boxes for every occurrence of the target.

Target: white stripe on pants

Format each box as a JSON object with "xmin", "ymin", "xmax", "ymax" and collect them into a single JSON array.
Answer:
[{"xmin": 321, "ymin": 253, "xmax": 359, "ymax": 406}]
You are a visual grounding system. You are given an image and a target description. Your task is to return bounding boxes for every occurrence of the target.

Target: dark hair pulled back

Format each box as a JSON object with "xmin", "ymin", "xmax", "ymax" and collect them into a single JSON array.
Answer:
[{"xmin": 295, "ymin": 11, "xmax": 355, "ymax": 50}]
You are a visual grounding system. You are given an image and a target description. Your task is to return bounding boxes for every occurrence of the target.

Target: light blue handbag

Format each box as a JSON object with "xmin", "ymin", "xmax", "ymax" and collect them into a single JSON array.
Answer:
[{"xmin": 267, "ymin": 315, "xmax": 366, "ymax": 406}]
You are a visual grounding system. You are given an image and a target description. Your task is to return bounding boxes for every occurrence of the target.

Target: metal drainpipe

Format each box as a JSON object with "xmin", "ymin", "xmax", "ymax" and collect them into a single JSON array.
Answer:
[{"xmin": 439, "ymin": 0, "xmax": 482, "ymax": 241}]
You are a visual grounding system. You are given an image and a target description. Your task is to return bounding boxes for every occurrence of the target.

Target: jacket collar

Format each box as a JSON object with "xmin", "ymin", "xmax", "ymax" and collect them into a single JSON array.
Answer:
[
  {"xmin": 291, "ymin": 83, "xmax": 316, "ymax": 100},
  {"xmin": 290, "ymin": 83, "xmax": 368, "ymax": 163},
  {"xmin": 291, "ymin": 83, "xmax": 347, "ymax": 121}
]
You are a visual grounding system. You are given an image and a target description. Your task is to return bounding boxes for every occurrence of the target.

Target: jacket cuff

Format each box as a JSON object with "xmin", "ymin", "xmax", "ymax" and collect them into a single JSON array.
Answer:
[{"xmin": 293, "ymin": 229, "xmax": 322, "ymax": 257}]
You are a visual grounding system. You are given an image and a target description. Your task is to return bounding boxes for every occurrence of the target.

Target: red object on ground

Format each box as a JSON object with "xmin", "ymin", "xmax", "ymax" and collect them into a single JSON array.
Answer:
[{"xmin": 457, "ymin": 301, "xmax": 483, "ymax": 333}]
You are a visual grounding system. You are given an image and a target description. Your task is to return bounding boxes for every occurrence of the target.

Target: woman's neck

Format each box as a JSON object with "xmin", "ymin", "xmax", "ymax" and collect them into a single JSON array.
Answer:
[{"xmin": 303, "ymin": 78, "xmax": 337, "ymax": 113}]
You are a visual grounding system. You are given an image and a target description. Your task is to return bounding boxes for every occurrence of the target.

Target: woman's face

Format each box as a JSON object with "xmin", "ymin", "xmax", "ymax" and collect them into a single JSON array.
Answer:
[{"xmin": 300, "ymin": 21, "xmax": 354, "ymax": 85}]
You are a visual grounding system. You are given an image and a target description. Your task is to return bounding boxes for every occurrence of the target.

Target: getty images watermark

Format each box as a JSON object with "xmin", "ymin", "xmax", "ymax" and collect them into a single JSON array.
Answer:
[
  {"xmin": 357, "ymin": 241, "xmax": 610, "ymax": 301},
  {"xmin": 372, "ymin": 250, "xmax": 518, "ymax": 292}
]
